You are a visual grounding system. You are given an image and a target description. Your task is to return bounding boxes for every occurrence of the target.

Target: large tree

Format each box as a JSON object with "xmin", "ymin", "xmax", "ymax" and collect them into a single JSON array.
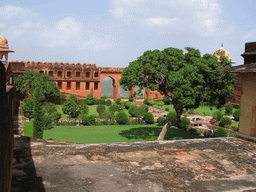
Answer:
[
  {"xmin": 120, "ymin": 47, "xmax": 236, "ymax": 140},
  {"xmin": 15, "ymin": 70, "xmax": 60, "ymax": 98}
]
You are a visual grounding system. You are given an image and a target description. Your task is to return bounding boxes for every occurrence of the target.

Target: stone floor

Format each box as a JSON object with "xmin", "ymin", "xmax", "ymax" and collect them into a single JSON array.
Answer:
[{"xmin": 11, "ymin": 135, "xmax": 256, "ymax": 192}]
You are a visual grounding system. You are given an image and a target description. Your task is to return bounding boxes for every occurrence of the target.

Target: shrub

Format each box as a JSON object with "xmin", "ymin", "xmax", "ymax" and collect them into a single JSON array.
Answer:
[
  {"xmin": 204, "ymin": 130, "xmax": 214, "ymax": 138},
  {"xmin": 22, "ymin": 96, "xmax": 34, "ymax": 120},
  {"xmin": 202, "ymin": 112, "xmax": 210, "ymax": 116},
  {"xmin": 229, "ymin": 133, "xmax": 236, "ymax": 137},
  {"xmin": 166, "ymin": 111, "xmax": 177, "ymax": 122},
  {"xmin": 139, "ymin": 104, "xmax": 149, "ymax": 114},
  {"xmin": 225, "ymin": 104, "xmax": 233, "ymax": 115},
  {"xmin": 97, "ymin": 105, "xmax": 106, "ymax": 116},
  {"xmin": 77, "ymin": 99, "xmax": 87, "ymax": 105},
  {"xmin": 82, "ymin": 115, "xmax": 90, "ymax": 125},
  {"xmin": 163, "ymin": 96, "xmax": 170, "ymax": 105},
  {"xmin": 129, "ymin": 96, "xmax": 134, "ymax": 102},
  {"xmin": 69, "ymin": 94, "xmax": 77, "ymax": 102},
  {"xmin": 157, "ymin": 117, "xmax": 166, "ymax": 126},
  {"xmin": 143, "ymin": 112, "xmax": 154, "ymax": 124},
  {"xmin": 212, "ymin": 111, "xmax": 224, "ymax": 121},
  {"xmin": 115, "ymin": 98, "xmax": 122, "ymax": 104},
  {"xmin": 109, "ymin": 104, "xmax": 119, "ymax": 112},
  {"xmin": 147, "ymin": 99, "xmax": 156, "ymax": 106},
  {"xmin": 43, "ymin": 114, "xmax": 53, "ymax": 130},
  {"xmin": 101, "ymin": 109, "xmax": 114, "ymax": 120},
  {"xmin": 43, "ymin": 101, "xmax": 57, "ymax": 115},
  {"xmin": 156, "ymin": 101, "xmax": 165, "ymax": 106},
  {"xmin": 78, "ymin": 103, "xmax": 89, "ymax": 115},
  {"xmin": 144, "ymin": 98, "xmax": 149, "ymax": 105},
  {"xmin": 124, "ymin": 101, "xmax": 132, "ymax": 109},
  {"xmin": 51, "ymin": 112, "xmax": 62, "ymax": 122},
  {"xmin": 219, "ymin": 117, "xmax": 232, "ymax": 127},
  {"xmin": 101, "ymin": 96, "xmax": 107, "ymax": 100},
  {"xmin": 179, "ymin": 116, "xmax": 191, "ymax": 130},
  {"xmin": 106, "ymin": 99, "xmax": 111, "ymax": 106},
  {"xmin": 231, "ymin": 103, "xmax": 240, "ymax": 109},
  {"xmin": 115, "ymin": 111, "xmax": 129, "ymax": 125},
  {"xmin": 214, "ymin": 127, "xmax": 228, "ymax": 137},
  {"xmin": 94, "ymin": 99, "xmax": 106, "ymax": 105},
  {"xmin": 128, "ymin": 105, "xmax": 139, "ymax": 117},
  {"xmin": 165, "ymin": 108, "xmax": 169, "ymax": 111},
  {"xmin": 233, "ymin": 109, "xmax": 240, "ymax": 121},
  {"xmin": 88, "ymin": 115, "xmax": 96, "ymax": 125},
  {"xmin": 62, "ymin": 99, "xmax": 79, "ymax": 118},
  {"xmin": 86, "ymin": 94, "xmax": 94, "ymax": 105}
]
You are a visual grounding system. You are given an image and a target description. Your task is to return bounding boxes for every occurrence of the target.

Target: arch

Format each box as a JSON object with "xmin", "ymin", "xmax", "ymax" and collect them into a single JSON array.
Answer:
[{"xmin": 100, "ymin": 73, "xmax": 121, "ymax": 101}]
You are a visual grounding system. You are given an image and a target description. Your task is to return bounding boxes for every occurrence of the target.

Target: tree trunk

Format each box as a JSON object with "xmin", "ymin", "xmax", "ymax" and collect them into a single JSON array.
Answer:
[
  {"xmin": 158, "ymin": 121, "xmax": 171, "ymax": 141},
  {"xmin": 173, "ymin": 105, "xmax": 183, "ymax": 126}
]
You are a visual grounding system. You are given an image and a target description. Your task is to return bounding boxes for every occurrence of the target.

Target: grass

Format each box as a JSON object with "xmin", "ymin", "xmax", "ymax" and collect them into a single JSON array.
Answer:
[
  {"xmin": 24, "ymin": 121, "xmax": 202, "ymax": 144},
  {"xmin": 24, "ymin": 121, "xmax": 33, "ymax": 137}
]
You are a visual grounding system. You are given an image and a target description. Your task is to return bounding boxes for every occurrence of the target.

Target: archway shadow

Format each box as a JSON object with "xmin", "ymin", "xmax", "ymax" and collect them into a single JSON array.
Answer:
[
  {"xmin": 118, "ymin": 126, "xmax": 202, "ymax": 140},
  {"xmin": 11, "ymin": 136, "xmax": 45, "ymax": 192}
]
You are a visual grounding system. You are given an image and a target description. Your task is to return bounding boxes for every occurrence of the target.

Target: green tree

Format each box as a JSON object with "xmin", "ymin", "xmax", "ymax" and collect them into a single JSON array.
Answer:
[
  {"xmin": 15, "ymin": 70, "xmax": 60, "ymax": 98},
  {"xmin": 42, "ymin": 101, "xmax": 57, "ymax": 115},
  {"xmin": 120, "ymin": 47, "xmax": 236, "ymax": 140},
  {"xmin": 22, "ymin": 96, "xmax": 34, "ymax": 120},
  {"xmin": 62, "ymin": 99, "xmax": 79, "ymax": 118},
  {"xmin": 86, "ymin": 94, "xmax": 94, "ymax": 105},
  {"xmin": 33, "ymin": 86, "xmax": 44, "ymax": 139}
]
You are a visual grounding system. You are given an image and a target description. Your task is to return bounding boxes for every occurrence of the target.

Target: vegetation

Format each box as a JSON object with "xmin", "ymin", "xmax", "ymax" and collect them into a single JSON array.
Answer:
[
  {"xmin": 120, "ymin": 47, "xmax": 236, "ymax": 139},
  {"xmin": 124, "ymin": 101, "xmax": 132, "ymax": 109},
  {"xmin": 219, "ymin": 117, "xmax": 232, "ymax": 127},
  {"xmin": 143, "ymin": 112, "xmax": 154, "ymax": 124},
  {"xmin": 15, "ymin": 70, "xmax": 60, "ymax": 98},
  {"xmin": 179, "ymin": 116, "xmax": 191, "ymax": 130},
  {"xmin": 86, "ymin": 94, "xmax": 94, "ymax": 105},
  {"xmin": 22, "ymin": 96, "xmax": 34, "ymax": 120},
  {"xmin": 233, "ymin": 109, "xmax": 240, "ymax": 121},
  {"xmin": 128, "ymin": 105, "xmax": 139, "ymax": 117},
  {"xmin": 214, "ymin": 127, "xmax": 228, "ymax": 137},
  {"xmin": 43, "ymin": 101, "xmax": 57, "ymax": 115},
  {"xmin": 212, "ymin": 111, "xmax": 224, "ymax": 121},
  {"xmin": 106, "ymin": 99, "xmax": 112, "ymax": 106},
  {"xmin": 97, "ymin": 105, "xmax": 106, "ymax": 117},
  {"xmin": 157, "ymin": 117, "xmax": 166, "ymax": 126},
  {"xmin": 115, "ymin": 111, "xmax": 129, "ymax": 125},
  {"xmin": 225, "ymin": 103, "xmax": 233, "ymax": 115},
  {"xmin": 166, "ymin": 111, "xmax": 177, "ymax": 124},
  {"xmin": 62, "ymin": 99, "xmax": 79, "ymax": 118},
  {"xmin": 32, "ymin": 86, "xmax": 44, "ymax": 139},
  {"xmin": 115, "ymin": 98, "xmax": 122, "ymax": 104}
]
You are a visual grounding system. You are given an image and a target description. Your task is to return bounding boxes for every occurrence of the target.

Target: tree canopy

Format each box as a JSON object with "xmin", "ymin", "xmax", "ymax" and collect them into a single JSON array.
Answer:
[
  {"xmin": 15, "ymin": 70, "xmax": 60, "ymax": 98},
  {"xmin": 120, "ymin": 47, "xmax": 236, "ymax": 126}
]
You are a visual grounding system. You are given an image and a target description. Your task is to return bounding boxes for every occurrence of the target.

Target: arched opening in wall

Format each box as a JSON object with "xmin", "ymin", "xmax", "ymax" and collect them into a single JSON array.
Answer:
[
  {"xmin": 1, "ymin": 55, "xmax": 7, "ymax": 65},
  {"xmin": 101, "ymin": 77, "xmax": 114, "ymax": 98},
  {"xmin": 134, "ymin": 86, "xmax": 145, "ymax": 99}
]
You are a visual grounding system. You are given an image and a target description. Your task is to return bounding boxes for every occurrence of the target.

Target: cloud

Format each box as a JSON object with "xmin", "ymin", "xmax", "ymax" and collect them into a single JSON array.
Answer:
[
  {"xmin": 0, "ymin": 5, "xmax": 34, "ymax": 19},
  {"xmin": 110, "ymin": 0, "xmax": 226, "ymax": 36},
  {"xmin": 83, "ymin": 35, "xmax": 112, "ymax": 50}
]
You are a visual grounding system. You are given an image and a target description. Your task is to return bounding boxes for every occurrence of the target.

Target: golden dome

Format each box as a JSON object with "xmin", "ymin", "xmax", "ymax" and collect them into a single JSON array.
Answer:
[
  {"xmin": 213, "ymin": 45, "xmax": 231, "ymax": 62},
  {"xmin": 0, "ymin": 35, "xmax": 9, "ymax": 50}
]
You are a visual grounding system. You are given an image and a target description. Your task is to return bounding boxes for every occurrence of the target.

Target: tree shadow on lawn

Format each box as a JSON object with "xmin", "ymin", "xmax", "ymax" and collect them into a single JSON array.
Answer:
[{"xmin": 119, "ymin": 126, "xmax": 202, "ymax": 141}]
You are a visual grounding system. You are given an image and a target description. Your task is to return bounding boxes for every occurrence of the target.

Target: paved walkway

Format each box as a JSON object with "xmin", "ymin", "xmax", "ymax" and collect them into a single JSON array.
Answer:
[{"xmin": 11, "ymin": 135, "xmax": 256, "ymax": 192}]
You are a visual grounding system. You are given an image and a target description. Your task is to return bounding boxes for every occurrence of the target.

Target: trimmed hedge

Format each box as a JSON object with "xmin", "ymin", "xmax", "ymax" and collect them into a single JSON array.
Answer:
[
  {"xmin": 233, "ymin": 109, "xmax": 240, "ymax": 121},
  {"xmin": 129, "ymin": 105, "xmax": 139, "ymax": 117},
  {"xmin": 230, "ymin": 103, "xmax": 240, "ymax": 109},
  {"xmin": 157, "ymin": 117, "xmax": 166, "ymax": 126},
  {"xmin": 179, "ymin": 116, "xmax": 191, "ymax": 130},
  {"xmin": 106, "ymin": 99, "xmax": 111, "ymax": 106},
  {"xmin": 97, "ymin": 105, "xmax": 106, "ymax": 116},
  {"xmin": 115, "ymin": 111, "xmax": 129, "ymax": 125},
  {"xmin": 94, "ymin": 99, "xmax": 106, "ymax": 105},
  {"xmin": 124, "ymin": 101, "xmax": 132, "ymax": 109},
  {"xmin": 166, "ymin": 111, "xmax": 177, "ymax": 121},
  {"xmin": 115, "ymin": 98, "xmax": 122, "ymax": 104},
  {"xmin": 212, "ymin": 111, "xmax": 224, "ymax": 121},
  {"xmin": 225, "ymin": 104, "xmax": 233, "ymax": 115},
  {"xmin": 214, "ymin": 127, "xmax": 228, "ymax": 137},
  {"xmin": 219, "ymin": 117, "xmax": 232, "ymax": 127},
  {"xmin": 143, "ymin": 112, "xmax": 154, "ymax": 124}
]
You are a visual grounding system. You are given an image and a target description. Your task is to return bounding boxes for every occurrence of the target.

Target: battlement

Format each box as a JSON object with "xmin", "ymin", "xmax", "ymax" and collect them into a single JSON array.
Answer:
[
  {"xmin": 99, "ymin": 67, "xmax": 125, "ymax": 73},
  {"xmin": 18, "ymin": 61, "xmax": 97, "ymax": 69}
]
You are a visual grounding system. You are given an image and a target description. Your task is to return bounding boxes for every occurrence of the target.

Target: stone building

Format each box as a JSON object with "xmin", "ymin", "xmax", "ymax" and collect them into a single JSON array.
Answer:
[
  {"xmin": 212, "ymin": 42, "xmax": 256, "ymax": 138},
  {"xmin": 213, "ymin": 45, "xmax": 242, "ymax": 104}
]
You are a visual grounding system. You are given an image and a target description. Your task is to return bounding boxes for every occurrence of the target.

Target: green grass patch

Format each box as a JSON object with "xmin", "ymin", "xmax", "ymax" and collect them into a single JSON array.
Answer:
[
  {"xmin": 42, "ymin": 125, "xmax": 201, "ymax": 144},
  {"xmin": 24, "ymin": 121, "xmax": 33, "ymax": 137}
]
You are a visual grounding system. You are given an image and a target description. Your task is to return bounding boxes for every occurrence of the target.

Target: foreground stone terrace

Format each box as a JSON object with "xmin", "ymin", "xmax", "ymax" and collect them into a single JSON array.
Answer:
[{"xmin": 12, "ymin": 136, "xmax": 256, "ymax": 192}]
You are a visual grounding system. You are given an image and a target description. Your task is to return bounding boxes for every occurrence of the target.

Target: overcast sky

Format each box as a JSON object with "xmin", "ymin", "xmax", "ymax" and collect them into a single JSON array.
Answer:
[{"xmin": 1, "ymin": 0, "xmax": 255, "ymax": 67}]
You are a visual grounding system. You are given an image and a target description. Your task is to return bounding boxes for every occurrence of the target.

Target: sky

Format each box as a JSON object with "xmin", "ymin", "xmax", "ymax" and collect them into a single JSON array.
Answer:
[{"xmin": 1, "ymin": 0, "xmax": 256, "ymax": 68}]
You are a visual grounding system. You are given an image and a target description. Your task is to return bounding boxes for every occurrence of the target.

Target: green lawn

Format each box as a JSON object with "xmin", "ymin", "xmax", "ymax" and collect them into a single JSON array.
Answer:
[
  {"xmin": 24, "ymin": 121, "xmax": 202, "ymax": 144},
  {"xmin": 24, "ymin": 121, "xmax": 33, "ymax": 137},
  {"xmin": 56, "ymin": 105, "xmax": 131, "ymax": 118}
]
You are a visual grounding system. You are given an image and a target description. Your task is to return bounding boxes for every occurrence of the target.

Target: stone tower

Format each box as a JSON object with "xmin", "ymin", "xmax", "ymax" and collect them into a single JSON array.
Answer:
[{"xmin": 0, "ymin": 35, "xmax": 14, "ymax": 67}]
